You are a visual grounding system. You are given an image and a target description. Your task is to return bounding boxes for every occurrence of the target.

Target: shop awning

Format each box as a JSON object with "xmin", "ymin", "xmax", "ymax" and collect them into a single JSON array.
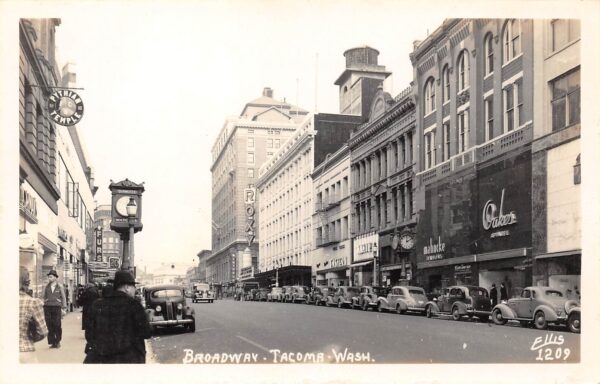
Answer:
[
  {"xmin": 316, "ymin": 265, "xmax": 348, "ymax": 274},
  {"xmin": 349, "ymin": 260, "xmax": 373, "ymax": 268},
  {"xmin": 38, "ymin": 233, "xmax": 57, "ymax": 253},
  {"xmin": 535, "ymin": 250, "xmax": 581, "ymax": 260}
]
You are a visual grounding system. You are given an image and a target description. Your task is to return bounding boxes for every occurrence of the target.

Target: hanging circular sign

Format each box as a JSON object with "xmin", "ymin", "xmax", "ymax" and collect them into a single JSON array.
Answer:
[
  {"xmin": 391, "ymin": 234, "xmax": 399, "ymax": 250},
  {"xmin": 48, "ymin": 90, "xmax": 84, "ymax": 126}
]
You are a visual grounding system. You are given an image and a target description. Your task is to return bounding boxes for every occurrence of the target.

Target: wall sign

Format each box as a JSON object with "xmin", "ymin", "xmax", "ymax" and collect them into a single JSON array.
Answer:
[
  {"xmin": 423, "ymin": 236, "xmax": 445, "ymax": 261},
  {"xmin": 353, "ymin": 232, "xmax": 379, "ymax": 262},
  {"xmin": 95, "ymin": 228, "xmax": 103, "ymax": 262},
  {"xmin": 482, "ymin": 188, "xmax": 518, "ymax": 237},
  {"xmin": 245, "ymin": 188, "xmax": 256, "ymax": 245},
  {"xmin": 48, "ymin": 90, "xmax": 84, "ymax": 126},
  {"xmin": 19, "ymin": 186, "xmax": 38, "ymax": 223}
]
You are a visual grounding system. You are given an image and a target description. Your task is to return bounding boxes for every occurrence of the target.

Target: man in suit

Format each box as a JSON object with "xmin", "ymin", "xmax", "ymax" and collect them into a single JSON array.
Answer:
[{"xmin": 43, "ymin": 270, "xmax": 66, "ymax": 349}]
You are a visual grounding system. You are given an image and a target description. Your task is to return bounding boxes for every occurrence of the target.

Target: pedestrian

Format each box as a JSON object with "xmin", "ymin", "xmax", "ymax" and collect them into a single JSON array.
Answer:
[
  {"xmin": 43, "ymin": 269, "xmax": 66, "ymax": 349},
  {"xmin": 78, "ymin": 279, "xmax": 100, "ymax": 330},
  {"xmin": 500, "ymin": 282, "xmax": 508, "ymax": 303},
  {"xmin": 84, "ymin": 270, "xmax": 151, "ymax": 364},
  {"xmin": 20, "ymin": 266, "xmax": 48, "ymax": 363},
  {"xmin": 490, "ymin": 283, "xmax": 498, "ymax": 307}
]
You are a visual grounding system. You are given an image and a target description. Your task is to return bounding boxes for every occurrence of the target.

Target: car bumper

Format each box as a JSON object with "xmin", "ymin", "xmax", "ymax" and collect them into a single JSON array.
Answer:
[
  {"xmin": 193, "ymin": 298, "xmax": 213, "ymax": 302},
  {"xmin": 149, "ymin": 318, "xmax": 193, "ymax": 326}
]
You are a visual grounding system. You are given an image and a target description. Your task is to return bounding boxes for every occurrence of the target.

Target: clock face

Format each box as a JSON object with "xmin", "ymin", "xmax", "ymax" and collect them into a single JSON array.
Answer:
[
  {"xmin": 115, "ymin": 196, "xmax": 131, "ymax": 217},
  {"xmin": 400, "ymin": 234, "xmax": 414, "ymax": 250}
]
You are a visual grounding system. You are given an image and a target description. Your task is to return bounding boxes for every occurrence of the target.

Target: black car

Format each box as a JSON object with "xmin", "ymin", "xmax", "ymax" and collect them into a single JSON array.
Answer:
[{"xmin": 144, "ymin": 285, "xmax": 196, "ymax": 333}]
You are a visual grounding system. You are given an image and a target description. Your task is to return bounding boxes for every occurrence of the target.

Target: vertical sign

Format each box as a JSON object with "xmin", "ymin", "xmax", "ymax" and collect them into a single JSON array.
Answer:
[
  {"xmin": 95, "ymin": 228, "xmax": 103, "ymax": 262},
  {"xmin": 244, "ymin": 188, "xmax": 256, "ymax": 246}
]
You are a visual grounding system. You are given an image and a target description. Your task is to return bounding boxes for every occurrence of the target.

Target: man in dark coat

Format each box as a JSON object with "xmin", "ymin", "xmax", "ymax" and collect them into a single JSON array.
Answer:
[
  {"xmin": 500, "ymin": 282, "xmax": 509, "ymax": 302},
  {"xmin": 78, "ymin": 280, "xmax": 99, "ymax": 330},
  {"xmin": 490, "ymin": 284, "xmax": 498, "ymax": 307},
  {"xmin": 84, "ymin": 271, "xmax": 151, "ymax": 364}
]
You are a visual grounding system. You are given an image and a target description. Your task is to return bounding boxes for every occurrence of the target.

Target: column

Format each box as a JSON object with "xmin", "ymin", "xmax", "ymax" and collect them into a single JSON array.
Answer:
[{"xmin": 403, "ymin": 184, "xmax": 410, "ymax": 222}]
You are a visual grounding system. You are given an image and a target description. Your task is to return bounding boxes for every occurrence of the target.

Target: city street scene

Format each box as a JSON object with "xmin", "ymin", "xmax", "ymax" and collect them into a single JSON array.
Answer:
[{"xmin": 4, "ymin": 1, "xmax": 600, "ymax": 383}]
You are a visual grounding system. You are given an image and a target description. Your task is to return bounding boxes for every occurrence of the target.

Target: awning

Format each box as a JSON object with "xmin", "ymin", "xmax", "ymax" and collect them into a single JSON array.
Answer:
[
  {"xmin": 316, "ymin": 265, "xmax": 348, "ymax": 274},
  {"xmin": 38, "ymin": 233, "xmax": 57, "ymax": 253},
  {"xmin": 349, "ymin": 260, "xmax": 373, "ymax": 268},
  {"xmin": 535, "ymin": 250, "xmax": 581, "ymax": 260}
]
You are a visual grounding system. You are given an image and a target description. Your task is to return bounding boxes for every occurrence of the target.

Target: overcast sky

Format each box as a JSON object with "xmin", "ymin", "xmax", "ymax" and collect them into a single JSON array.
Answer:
[{"xmin": 41, "ymin": 1, "xmax": 446, "ymax": 273}]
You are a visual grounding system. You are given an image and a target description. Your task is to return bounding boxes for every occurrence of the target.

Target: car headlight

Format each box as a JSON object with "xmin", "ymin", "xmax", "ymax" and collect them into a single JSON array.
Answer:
[
  {"xmin": 156, "ymin": 305, "xmax": 162, "ymax": 312},
  {"xmin": 177, "ymin": 303, "xmax": 183, "ymax": 310}
]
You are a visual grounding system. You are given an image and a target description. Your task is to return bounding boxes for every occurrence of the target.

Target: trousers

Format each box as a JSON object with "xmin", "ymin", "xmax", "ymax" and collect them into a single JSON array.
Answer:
[{"xmin": 44, "ymin": 306, "xmax": 62, "ymax": 345}]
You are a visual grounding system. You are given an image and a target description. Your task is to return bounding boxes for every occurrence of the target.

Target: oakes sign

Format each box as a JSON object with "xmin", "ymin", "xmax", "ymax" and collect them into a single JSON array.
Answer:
[
  {"xmin": 48, "ymin": 90, "xmax": 84, "ymax": 126},
  {"xmin": 482, "ymin": 188, "xmax": 518, "ymax": 231}
]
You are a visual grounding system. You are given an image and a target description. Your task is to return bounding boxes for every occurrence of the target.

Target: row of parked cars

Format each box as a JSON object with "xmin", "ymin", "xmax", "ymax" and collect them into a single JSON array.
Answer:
[{"xmin": 244, "ymin": 284, "xmax": 581, "ymax": 333}]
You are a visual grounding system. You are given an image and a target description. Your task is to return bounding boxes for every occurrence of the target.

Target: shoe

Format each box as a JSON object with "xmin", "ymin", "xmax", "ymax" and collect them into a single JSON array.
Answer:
[
  {"xmin": 49, "ymin": 344, "xmax": 57, "ymax": 349},
  {"xmin": 55, "ymin": 343, "xmax": 61, "ymax": 349}
]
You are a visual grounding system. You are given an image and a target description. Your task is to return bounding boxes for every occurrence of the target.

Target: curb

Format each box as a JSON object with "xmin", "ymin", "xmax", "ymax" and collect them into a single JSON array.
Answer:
[{"xmin": 145, "ymin": 339, "xmax": 158, "ymax": 364}]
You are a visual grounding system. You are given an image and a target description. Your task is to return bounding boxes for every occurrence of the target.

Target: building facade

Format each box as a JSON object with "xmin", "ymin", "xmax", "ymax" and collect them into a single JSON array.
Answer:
[
  {"xmin": 196, "ymin": 249, "xmax": 211, "ymax": 283},
  {"xmin": 412, "ymin": 19, "xmax": 535, "ymax": 296},
  {"xmin": 90, "ymin": 204, "xmax": 123, "ymax": 282},
  {"xmin": 209, "ymin": 88, "xmax": 308, "ymax": 292},
  {"xmin": 348, "ymin": 86, "xmax": 417, "ymax": 288},
  {"xmin": 531, "ymin": 19, "xmax": 581, "ymax": 293}
]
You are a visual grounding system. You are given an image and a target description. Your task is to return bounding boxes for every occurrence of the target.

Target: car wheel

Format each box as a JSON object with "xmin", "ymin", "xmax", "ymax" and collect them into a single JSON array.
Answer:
[
  {"xmin": 534, "ymin": 310, "xmax": 548, "ymax": 330},
  {"xmin": 396, "ymin": 305, "xmax": 404, "ymax": 315},
  {"xmin": 568, "ymin": 312, "xmax": 581, "ymax": 333},
  {"xmin": 325, "ymin": 300, "xmax": 330, "ymax": 307},
  {"xmin": 362, "ymin": 301, "xmax": 368, "ymax": 311},
  {"xmin": 451, "ymin": 306, "xmax": 461, "ymax": 321},
  {"xmin": 492, "ymin": 308, "xmax": 507, "ymax": 325},
  {"xmin": 377, "ymin": 302, "xmax": 384, "ymax": 313},
  {"xmin": 425, "ymin": 305, "xmax": 433, "ymax": 318},
  {"xmin": 187, "ymin": 318, "xmax": 196, "ymax": 333},
  {"xmin": 337, "ymin": 300, "xmax": 343, "ymax": 309}
]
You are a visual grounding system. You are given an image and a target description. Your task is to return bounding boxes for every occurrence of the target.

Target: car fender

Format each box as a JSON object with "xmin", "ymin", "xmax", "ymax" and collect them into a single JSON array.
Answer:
[
  {"xmin": 567, "ymin": 306, "xmax": 580, "ymax": 316},
  {"xmin": 452, "ymin": 301, "xmax": 469, "ymax": 315},
  {"xmin": 425, "ymin": 301, "xmax": 440, "ymax": 313},
  {"xmin": 534, "ymin": 304, "xmax": 560, "ymax": 321},
  {"xmin": 396, "ymin": 299, "xmax": 409, "ymax": 311},
  {"xmin": 351, "ymin": 296, "xmax": 360, "ymax": 305},
  {"xmin": 378, "ymin": 297, "xmax": 390, "ymax": 309},
  {"xmin": 492, "ymin": 303, "xmax": 517, "ymax": 319}
]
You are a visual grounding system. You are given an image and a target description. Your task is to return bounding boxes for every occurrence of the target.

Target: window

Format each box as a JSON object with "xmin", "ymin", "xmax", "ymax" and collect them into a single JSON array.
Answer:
[
  {"xmin": 573, "ymin": 154, "xmax": 581, "ymax": 185},
  {"xmin": 247, "ymin": 129, "xmax": 254, "ymax": 134},
  {"xmin": 457, "ymin": 51, "xmax": 469, "ymax": 92},
  {"xmin": 267, "ymin": 151, "xmax": 274, "ymax": 156},
  {"xmin": 485, "ymin": 97, "xmax": 494, "ymax": 141},
  {"xmin": 247, "ymin": 138, "xmax": 254, "ymax": 148},
  {"xmin": 248, "ymin": 168, "xmax": 254, "ymax": 178},
  {"xmin": 424, "ymin": 77, "xmax": 436, "ymax": 114},
  {"xmin": 503, "ymin": 19, "xmax": 521, "ymax": 63},
  {"xmin": 458, "ymin": 110, "xmax": 469, "ymax": 152},
  {"xmin": 424, "ymin": 133, "xmax": 435, "ymax": 169},
  {"xmin": 551, "ymin": 69, "xmax": 580, "ymax": 131},
  {"xmin": 551, "ymin": 19, "xmax": 580, "ymax": 52},
  {"xmin": 442, "ymin": 65, "xmax": 450, "ymax": 103},
  {"xmin": 247, "ymin": 152, "xmax": 255, "ymax": 164},
  {"xmin": 484, "ymin": 33, "xmax": 494, "ymax": 75},
  {"xmin": 443, "ymin": 122, "xmax": 451, "ymax": 161},
  {"xmin": 503, "ymin": 80, "xmax": 523, "ymax": 132},
  {"xmin": 274, "ymin": 139, "xmax": 280, "ymax": 148},
  {"xmin": 267, "ymin": 139, "xmax": 273, "ymax": 148}
]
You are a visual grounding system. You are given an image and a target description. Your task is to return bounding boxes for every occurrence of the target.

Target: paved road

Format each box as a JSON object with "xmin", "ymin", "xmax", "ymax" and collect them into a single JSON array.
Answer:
[{"xmin": 147, "ymin": 299, "xmax": 580, "ymax": 364}]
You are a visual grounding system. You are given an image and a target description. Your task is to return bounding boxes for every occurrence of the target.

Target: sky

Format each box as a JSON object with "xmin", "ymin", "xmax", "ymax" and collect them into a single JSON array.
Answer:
[{"xmin": 43, "ymin": 1, "xmax": 445, "ymax": 273}]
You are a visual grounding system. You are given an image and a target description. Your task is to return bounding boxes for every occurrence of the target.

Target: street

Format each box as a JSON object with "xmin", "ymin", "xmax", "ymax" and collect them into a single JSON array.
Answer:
[{"xmin": 147, "ymin": 299, "xmax": 580, "ymax": 364}]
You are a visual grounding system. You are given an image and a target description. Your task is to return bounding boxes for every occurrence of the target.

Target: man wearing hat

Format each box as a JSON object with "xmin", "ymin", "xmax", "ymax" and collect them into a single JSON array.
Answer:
[
  {"xmin": 43, "ymin": 269, "xmax": 66, "ymax": 349},
  {"xmin": 84, "ymin": 270, "xmax": 151, "ymax": 364}
]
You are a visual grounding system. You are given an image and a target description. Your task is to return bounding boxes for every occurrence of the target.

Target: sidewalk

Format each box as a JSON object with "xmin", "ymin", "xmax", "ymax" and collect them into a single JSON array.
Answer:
[{"xmin": 35, "ymin": 309, "xmax": 86, "ymax": 364}]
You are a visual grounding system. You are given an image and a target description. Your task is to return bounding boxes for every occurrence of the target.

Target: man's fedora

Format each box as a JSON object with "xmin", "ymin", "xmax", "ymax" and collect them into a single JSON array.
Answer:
[
  {"xmin": 113, "ymin": 270, "xmax": 138, "ymax": 288},
  {"xmin": 47, "ymin": 270, "xmax": 58, "ymax": 277}
]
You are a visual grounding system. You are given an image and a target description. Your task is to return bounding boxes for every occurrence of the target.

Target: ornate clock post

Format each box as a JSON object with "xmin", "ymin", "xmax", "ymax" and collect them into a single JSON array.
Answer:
[{"xmin": 109, "ymin": 179, "xmax": 145, "ymax": 276}]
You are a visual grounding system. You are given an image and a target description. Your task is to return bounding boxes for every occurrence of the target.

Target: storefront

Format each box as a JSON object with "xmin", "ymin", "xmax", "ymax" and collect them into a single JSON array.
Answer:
[
  {"xmin": 315, "ymin": 256, "xmax": 349, "ymax": 287},
  {"xmin": 253, "ymin": 265, "xmax": 312, "ymax": 287},
  {"xmin": 351, "ymin": 232, "xmax": 378, "ymax": 287}
]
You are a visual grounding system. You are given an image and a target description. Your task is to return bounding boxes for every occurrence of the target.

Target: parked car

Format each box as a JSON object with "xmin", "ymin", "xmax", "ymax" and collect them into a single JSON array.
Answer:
[
  {"xmin": 425, "ymin": 285, "xmax": 491, "ymax": 322},
  {"xmin": 267, "ymin": 287, "xmax": 284, "ymax": 302},
  {"xmin": 279, "ymin": 286, "xmax": 293, "ymax": 302},
  {"xmin": 285, "ymin": 286, "xmax": 310, "ymax": 303},
  {"xmin": 245, "ymin": 288, "xmax": 259, "ymax": 301},
  {"xmin": 144, "ymin": 284, "xmax": 195, "ymax": 333},
  {"xmin": 491, "ymin": 286, "xmax": 580, "ymax": 332},
  {"xmin": 376, "ymin": 286, "xmax": 428, "ymax": 315},
  {"xmin": 352, "ymin": 286, "xmax": 389, "ymax": 311},
  {"xmin": 312, "ymin": 287, "xmax": 336, "ymax": 306},
  {"xmin": 256, "ymin": 288, "xmax": 270, "ymax": 302},
  {"xmin": 192, "ymin": 283, "xmax": 214, "ymax": 303},
  {"xmin": 328, "ymin": 286, "xmax": 361, "ymax": 308}
]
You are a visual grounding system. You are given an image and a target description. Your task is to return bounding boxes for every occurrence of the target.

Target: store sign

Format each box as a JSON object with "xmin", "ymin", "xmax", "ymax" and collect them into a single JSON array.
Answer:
[
  {"xmin": 48, "ymin": 90, "xmax": 84, "ymax": 126},
  {"xmin": 330, "ymin": 257, "xmax": 347, "ymax": 268},
  {"xmin": 109, "ymin": 257, "xmax": 119, "ymax": 269},
  {"xmin": 19, "ymin": 186, "xmax": 38, "ymax": 223},
  {"xmin": 245, "ymin": 188, "xmax": 256, "ymax": 245},
  {"xmin": 353, "ymin": 232, "xmax": 379, "ymax": 262},
  {"xmin": 454, "ymin": 264, "xmax": 472, "ymax": 275},
  {"xmin": 423, "ymin": 236, "xmax": 446, "ymax": 261},
  {"xmin": 482, "ymin": 188, "xmax": 518, "ymax": 231},
  {"xmin": 240, "ymin": 266, "xmax": 254, "ymax": 279},
  {"xmin": 95, "ymin": 228, "xmax": 103, "ymax": 262}
]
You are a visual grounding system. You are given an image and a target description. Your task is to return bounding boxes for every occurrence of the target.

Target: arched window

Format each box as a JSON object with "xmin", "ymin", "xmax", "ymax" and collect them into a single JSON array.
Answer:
[
  {"xmin": 442, "ymin": 65, "xmax": 450, "ymax": 103},
  {"xmin": 484, "ymin": 33, "xmax": 494, "ymax": 75},
  {"xmin": 503, "ymin": 19, "xmax": 521, "ymax": 63},
  {"xmin": 457, "ymin": 51, "xmax": 470, "ymax": 92},
  {"xmin": 424, "ymin": 77, "xmax": 436, "ymax": 115}
]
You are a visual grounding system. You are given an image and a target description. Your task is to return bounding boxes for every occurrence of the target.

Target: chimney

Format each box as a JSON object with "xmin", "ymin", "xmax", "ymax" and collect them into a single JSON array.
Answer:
[{"xmin": 262, "ymin": 87, "xmax": 273, "ymax": 98}]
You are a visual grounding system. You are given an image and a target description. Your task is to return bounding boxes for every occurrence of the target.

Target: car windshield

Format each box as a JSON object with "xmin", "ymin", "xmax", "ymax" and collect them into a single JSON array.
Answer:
[
  {"xmin": 545, "ymin": 290, "xmax": 563, "ymax": 297},
  {"xmin": 151, "ymin": 289, "xmax": 183, "ymax": 298},
  {"xmin": 373, "ymin": 287, "xmax": 388, "ymax": 295},
  {"xmin": 468, "ymin": 288, "xmax": 488, "ymax": 298},
  {"xmin": 194, "ymin": 284, "xmax": 210, "ymax": 291},
  {"xmin": 409, "ymin": 289, "xmax": 426, "ymax": 296},
  {"xmin": 271, "ymin": 288, "xmax": 282, "ymax": 293}
]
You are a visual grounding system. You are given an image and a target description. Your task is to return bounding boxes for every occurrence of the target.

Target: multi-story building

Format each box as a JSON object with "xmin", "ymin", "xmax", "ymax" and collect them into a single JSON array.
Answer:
[
  {"xmin": 348, "ymin": 85, "xmax": 416, "ymax": 288},
  {"xmin": 412, "ymin": 19, "xmax": 535, "ymax": 296},
  {"xmin": 531, "ymin": 19, "xmax": 580, "ymax": 293},
  {"xmin": 196, "ymin": 249, "xmax": 211, "ymax": 283},
  {"xmin": 90, "ymin": 204, "xmax": 123, "ymax": 282},
  {"xmin": 209, "ymin": 88, "xmax": 308, "ymax": 293}
]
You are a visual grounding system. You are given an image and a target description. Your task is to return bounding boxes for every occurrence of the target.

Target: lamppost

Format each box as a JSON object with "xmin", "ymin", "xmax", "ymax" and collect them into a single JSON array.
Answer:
[
  {"xmin": 373, "ymin": 242, "xmax": 379, "ymax": 286},
  {"xmin": 121, "ymin": 197, "xmax": 138, "ymax": 274}
]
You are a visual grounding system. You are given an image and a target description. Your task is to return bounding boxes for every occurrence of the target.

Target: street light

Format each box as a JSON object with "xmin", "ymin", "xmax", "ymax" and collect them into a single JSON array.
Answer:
[{"xmin": 122, "ymin": 197, "xmax": 137, "ymax": 274}]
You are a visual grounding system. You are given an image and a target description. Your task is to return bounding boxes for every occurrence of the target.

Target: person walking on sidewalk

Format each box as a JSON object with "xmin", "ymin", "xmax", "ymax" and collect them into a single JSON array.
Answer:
[
  {"xmin": 43, "ymin": 269, "xmax": 66, "ymax": 349},
  {"xmin": 20, "ymin": 266, "xmax": 48, "ymax": 363},
  {"xmin": 78, "ymin": 280, "xmax": 99, "ymax": 330},
  {"xmin": 84, "ymin": 270, "xmax": 151, "ymax": 364}
]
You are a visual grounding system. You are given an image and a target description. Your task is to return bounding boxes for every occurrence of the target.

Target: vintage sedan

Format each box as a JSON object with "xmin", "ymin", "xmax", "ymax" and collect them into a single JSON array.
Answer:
[
  {"xmin": 144, "ymin": 285, "xmax": 195, "ymax": 333},
  {"xmin": 425, "ymin": 285, "xmax": 491, "ymax": 322},
  {"xmin": 352, "ymin": 286, "xmax": 389, "ymax": 311},
  {"xmin": 491, "ymin": 286, "xmax": 580, "ymax": 332},
  {"xmin": 245, "ymin": 289, "xmax": 259, "ymax": 301},
  {"xmin": 328, "ymin": 286, "xmax": 361, "ymax": 308},
  {"xmin": 285, "ymin": 286, "xmax": 310, "ymax": 303},
  {"xmin": 279, "ymin": 286, "xmax": 293, "ymax": 302},
  {"xmin": 376, "ymin": 286, "xmax": 428, "ymax": 315},
  {"xmin": 255, "ymin": 288, "xmax": 270, "ymax": 302},
  {"xmin": 312, "ymin": 286, "xmax": 336, "ymax": 306},
  {"xmin": 191, "ymin": 283, "xmax": 214, "ymax": 303},
  {"xmin": 267, "ymin": 287, "xmax": 284, "ymax": 302}
]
